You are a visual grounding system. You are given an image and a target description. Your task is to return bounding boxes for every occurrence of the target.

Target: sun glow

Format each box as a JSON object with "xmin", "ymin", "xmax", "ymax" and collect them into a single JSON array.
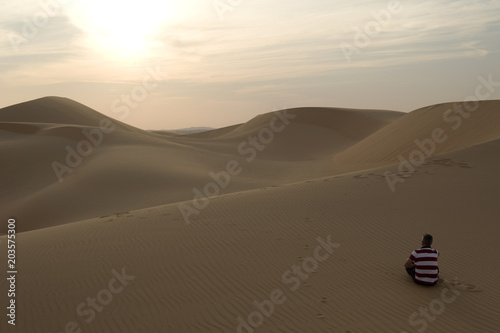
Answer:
[{"xmin": 69, "ymin": 0, "xmax": 177, "ymax": 56}]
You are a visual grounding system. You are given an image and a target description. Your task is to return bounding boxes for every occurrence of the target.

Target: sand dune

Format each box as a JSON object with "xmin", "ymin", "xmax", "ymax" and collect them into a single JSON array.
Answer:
[
  {"xmin": 334, "ymin": 100, "xmax": 500, "ymax": 167},
  {"xmin": 181, "ymin": 107, "xmax": 403, "ymax": 160},
  {"xmin": 1, "ymin": 97, "xmax": 499, "ymax": 332},
  {"xmin": 0, "ymin": 99, "xmax": 402, "ymax": 231},
  {"xmin": 2, "ymin": 138, "xmax": 499, "ymax": 332},
  {"xmin": 0, "ymin": 97, "xmax": 141, "ymax": 133}
]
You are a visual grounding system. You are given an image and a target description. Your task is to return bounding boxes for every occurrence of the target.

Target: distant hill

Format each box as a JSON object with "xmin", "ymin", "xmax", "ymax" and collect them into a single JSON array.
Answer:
[{"xmin": 152, "ymin": 127, "xmax": 215, "ymax": 135}]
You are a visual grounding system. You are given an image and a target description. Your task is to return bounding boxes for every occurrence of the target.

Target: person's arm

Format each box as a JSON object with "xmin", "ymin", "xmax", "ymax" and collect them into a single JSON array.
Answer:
[{"xmin": 404, "ymin": 258, "xmax": 415, "ymax": 268}]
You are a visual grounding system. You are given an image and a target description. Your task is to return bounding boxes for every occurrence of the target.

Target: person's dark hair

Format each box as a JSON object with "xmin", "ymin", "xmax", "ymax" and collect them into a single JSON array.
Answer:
[{"xmin": 422, "ymin": 234, "xmax": 433, "ymax": 246}]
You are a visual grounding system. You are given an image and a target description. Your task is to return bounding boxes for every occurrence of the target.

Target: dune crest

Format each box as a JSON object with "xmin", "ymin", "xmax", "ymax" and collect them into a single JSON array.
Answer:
[{"xmin": 334, "ymin": 100, "xmax": 500, "ymax": 166}]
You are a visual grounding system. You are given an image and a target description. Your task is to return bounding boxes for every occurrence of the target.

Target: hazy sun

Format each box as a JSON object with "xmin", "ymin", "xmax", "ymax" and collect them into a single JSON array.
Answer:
[{"xmin": 69, "ymin": 0, "xmax": 177, "ymax": 56}]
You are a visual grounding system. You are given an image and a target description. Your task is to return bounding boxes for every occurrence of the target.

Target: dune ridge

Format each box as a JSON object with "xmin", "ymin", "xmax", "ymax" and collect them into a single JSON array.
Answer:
[
  {"xmin": 0, "ymin": 97, "xmax": 142, "ymax": 132},
  {"xmin": 334, "ymin": 100, "xmax": 500, "ymax": 167}
]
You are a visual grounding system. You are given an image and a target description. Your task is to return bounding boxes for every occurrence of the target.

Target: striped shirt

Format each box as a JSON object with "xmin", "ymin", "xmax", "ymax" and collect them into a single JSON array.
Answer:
[{"xmin": 410, "ymin": 246, "xmax": 439, "ymax": 285}]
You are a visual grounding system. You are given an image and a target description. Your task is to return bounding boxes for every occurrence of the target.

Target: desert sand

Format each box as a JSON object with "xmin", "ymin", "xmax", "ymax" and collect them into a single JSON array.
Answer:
[{"xmin": 1, "ymin": 97, "xmax": 499, "ymax": 332}]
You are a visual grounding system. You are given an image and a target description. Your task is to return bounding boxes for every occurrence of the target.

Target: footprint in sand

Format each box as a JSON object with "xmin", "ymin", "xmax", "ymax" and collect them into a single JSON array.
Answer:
[
  {"xmin": 115, "ymin": 211, "xmax": 130, "ymax": 217},
  {"xmin": 316, "ymin": 313, "xmax": 325, "ymax": 319},
  {"xmin": 443, "ymin": 278, "xmax": 482, "ymax": 292},
  {"xmin": 320, "ymin": 296, "xmax": 328, "ymax": 303},
  {"xmin": 433, "ymin": 158, "xmax": 456, "ymax": 167},
  {"xmin": 457, "ymin": 162, "xmax": 472, "ymax": 168}
]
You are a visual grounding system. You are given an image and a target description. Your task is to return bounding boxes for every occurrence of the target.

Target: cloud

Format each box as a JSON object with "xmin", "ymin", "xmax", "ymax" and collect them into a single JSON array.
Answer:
[
  {"xmin": 136, "ymin": 0, "xmax": 500, "ymax": 85},
  {"xmin": 3, "ymin": 0, "xmax": 498, "ymax": 86}
]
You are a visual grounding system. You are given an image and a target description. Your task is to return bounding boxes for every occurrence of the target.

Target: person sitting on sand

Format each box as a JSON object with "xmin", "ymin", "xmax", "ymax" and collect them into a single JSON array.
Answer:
[{"xmin": 404, "ymin": 234, "xmax": 439, "ymax": 286}]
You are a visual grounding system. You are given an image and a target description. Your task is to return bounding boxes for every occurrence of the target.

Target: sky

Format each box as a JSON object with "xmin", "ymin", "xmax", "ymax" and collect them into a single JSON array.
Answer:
[{"xmin": 1, "ymin": 0, "xmax": 499, "ymax": 129}]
